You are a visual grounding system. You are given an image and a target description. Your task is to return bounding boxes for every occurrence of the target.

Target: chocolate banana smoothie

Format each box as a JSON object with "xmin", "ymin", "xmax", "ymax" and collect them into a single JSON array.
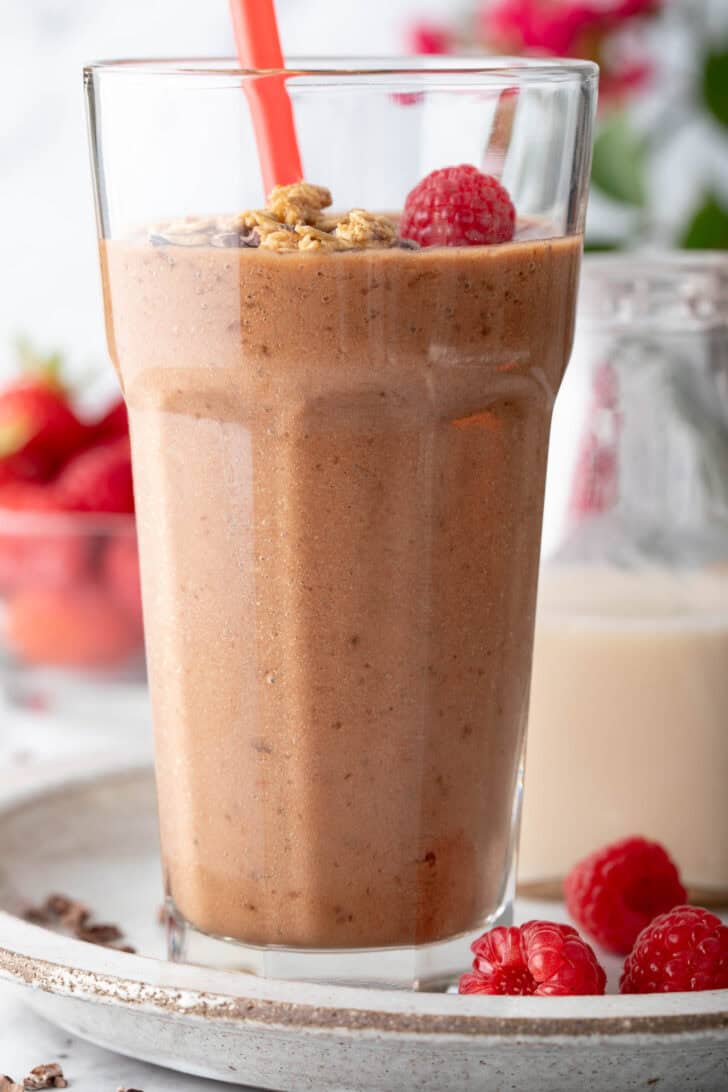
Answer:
[{"xmin": 101, "ymin": 183, "xmax": 580, "ymax": 951}]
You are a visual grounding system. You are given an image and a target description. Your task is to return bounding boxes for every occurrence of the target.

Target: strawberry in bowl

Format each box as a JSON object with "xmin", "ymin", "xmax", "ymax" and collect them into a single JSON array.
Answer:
[{"xmin": 0, "ymin": 344, "xmax": 143, "ymax": 677}]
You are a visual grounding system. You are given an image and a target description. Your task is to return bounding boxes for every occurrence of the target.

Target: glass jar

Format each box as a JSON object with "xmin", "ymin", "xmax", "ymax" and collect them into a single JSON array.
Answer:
[{"xmin": 519, "ymin": 252, "xmax": 728, "ymax": 904}]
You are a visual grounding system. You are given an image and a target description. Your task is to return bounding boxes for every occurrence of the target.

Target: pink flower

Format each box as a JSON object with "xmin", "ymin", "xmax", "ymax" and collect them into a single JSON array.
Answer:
[
  {"xmin": 480, "ymin": 0, "xmax": 659, "ymax": 56},
  {"xmin": 409, "ymin": 20, "xmax": 453, "ymax": 55},
  {"xmin": 599, "ymin": 57, "xmax": 653, "ymax": 102}
]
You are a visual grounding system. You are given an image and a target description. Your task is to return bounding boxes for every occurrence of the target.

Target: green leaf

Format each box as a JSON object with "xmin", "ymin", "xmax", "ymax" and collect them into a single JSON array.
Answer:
[
  {"xmin": 680, "ymin": 192, "xmax": 728, "ymax": 249},
  {"xmin": 590, "ymin": 113, "xmax": 647, "ymax": 207},
  {"xmin": 702, "ymin": 48, "xmax": 728, "ymax": 129},
  {"xmin": 584, "ymin": 239, "xmax": 622, "ymax": 252},
  {"xmin": 14, "ymin": 335, "xmax": 65, "ymax": 388}
]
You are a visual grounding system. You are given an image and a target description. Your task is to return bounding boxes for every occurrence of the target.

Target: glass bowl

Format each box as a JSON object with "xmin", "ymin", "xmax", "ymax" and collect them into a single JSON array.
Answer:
[{"xmin": 0, "ymin": 510, "xmax": 146, "ymax": 720}]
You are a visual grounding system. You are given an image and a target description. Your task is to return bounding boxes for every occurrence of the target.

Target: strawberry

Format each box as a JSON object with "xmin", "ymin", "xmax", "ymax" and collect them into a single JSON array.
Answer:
[
  {"xmin": 0, "ymin": 340, "xmax": 86, "ymax": 482},
  {"xmin": 93, "ymin": 397, "xmax": 128, "ymax": 443},
  {"xmin": 4, "ymin": 582, "xmax": 142, "ymax": 670},
  {"xmin": 56, "ymin": 436, "xmax": 135, "ymax": 514},
  {"xmin": 0, "ymin": 379, "xmax": 86, "ymax": 482},
  {"xmin": 0, "ymin": 481, "xmax": 89, "ymax": 594},
  {"xmin": 103, "ymin": 532, "xmax": 143, "ymax": 630}
]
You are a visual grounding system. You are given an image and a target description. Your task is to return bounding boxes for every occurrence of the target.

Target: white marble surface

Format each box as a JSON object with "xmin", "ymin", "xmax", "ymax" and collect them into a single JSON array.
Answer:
[{"xmin": 0, "ymin": 984, "xmax": 251, "ymax": 1092}]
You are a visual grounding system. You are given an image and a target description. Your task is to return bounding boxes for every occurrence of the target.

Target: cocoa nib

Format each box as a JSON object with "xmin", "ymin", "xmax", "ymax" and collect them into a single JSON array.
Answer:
[
  {"xmin": 0, "ymin": 1076, "xmax": 23, "ymax": 1092},
  {"xmin": 22, "ymin": 1063, "xmax": 68, "ymax": 1089},
  {"xmin": 22, "ymin": 906, "xmax": 51, "ymax": 926},
  {"xmin": 76, "ymin": 923, "xmax": 123, "ymax": 945},
  {"xmin": 21, "ymin": 893, "xmax": 132, "ymax": 953},
  {"xmin": 45, "ymin": 894, "xmax": 74, "ymax": 918}
]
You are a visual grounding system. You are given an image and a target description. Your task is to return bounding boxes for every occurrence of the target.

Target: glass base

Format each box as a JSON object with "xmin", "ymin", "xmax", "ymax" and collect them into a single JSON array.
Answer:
[{"xmin": 166, "ymin": 897, "xmax": 514, "ymax": 991}]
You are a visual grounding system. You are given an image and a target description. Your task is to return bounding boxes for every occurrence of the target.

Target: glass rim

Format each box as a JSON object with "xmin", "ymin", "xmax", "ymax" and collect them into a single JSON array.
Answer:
[
  {"xmin": 583, "ymin": 249, "xmax": 728, "ymax": 272},
  {"xmin": 83, "ymin": 54, "xmax": 599, "ymax": 84}
]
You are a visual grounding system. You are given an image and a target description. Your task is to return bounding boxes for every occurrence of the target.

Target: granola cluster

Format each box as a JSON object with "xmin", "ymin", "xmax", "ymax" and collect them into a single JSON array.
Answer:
[{"xmin": 149, "ymin": 182, "xmax": 410, "ymax": 253}]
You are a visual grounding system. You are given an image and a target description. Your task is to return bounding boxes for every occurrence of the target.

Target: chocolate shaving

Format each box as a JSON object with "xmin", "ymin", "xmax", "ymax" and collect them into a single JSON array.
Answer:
[{"xmin": 22, "ymin": 1063, "xmax": 67, "ymax": 1089}]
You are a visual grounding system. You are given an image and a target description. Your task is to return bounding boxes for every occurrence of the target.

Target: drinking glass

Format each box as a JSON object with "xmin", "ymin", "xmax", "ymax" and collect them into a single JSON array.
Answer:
[{"xmin": 86, "ymin": 57, "xmax": 597, "ymax": 987}]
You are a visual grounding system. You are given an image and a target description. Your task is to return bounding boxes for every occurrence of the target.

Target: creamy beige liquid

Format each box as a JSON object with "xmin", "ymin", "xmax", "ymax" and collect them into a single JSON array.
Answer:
[
  {"xmin": 520, "ymin": 564, "xmax": 728, "ymax": 900},
  {"xmin": 102, "ymin": 232, "xmax": 581, "ymax": 949}
]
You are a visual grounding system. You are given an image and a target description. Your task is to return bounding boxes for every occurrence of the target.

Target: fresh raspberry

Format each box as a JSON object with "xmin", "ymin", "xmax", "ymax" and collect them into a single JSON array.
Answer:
[
  {"xmin": 57, "ymin": 436, "xmax": 135, "ymax": 514},
  {"xmin": 459, "ymin": 921, "xmax": 606, "ymax": 996},
  {"xmin": 565, "ymin": 836, "xmax": 687, "ymax": 955},
  {"xmin": 5, "ymin": 583, "xmax": 141, "ymax": 670},
  {"xmin": 621, "ymin": 906, "xmax": 728, "ymax": 994},
  {"xmin": 400, "ymin": 164, "xmax": 516, "ymax": 248}
]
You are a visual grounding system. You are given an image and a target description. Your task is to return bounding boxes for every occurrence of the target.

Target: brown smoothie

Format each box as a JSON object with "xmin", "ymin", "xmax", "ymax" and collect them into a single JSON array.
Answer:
[{"xmin": 101, "ymin": 194, "xmax": 580, "ymax": 949}]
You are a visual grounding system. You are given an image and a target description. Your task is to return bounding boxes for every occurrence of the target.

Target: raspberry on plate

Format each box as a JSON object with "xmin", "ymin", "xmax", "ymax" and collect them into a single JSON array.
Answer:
[
  {"xmin": 400, "ymin": 164, "xmax": 516, "ymax": 248},
  {"xmin": 621, "ymin": 906, "xmax": 728, "ymax": 994},
  {"xmin": 565, "ymin": 836, "xmax": 687, "ymax": 955},
  {"xmin": 459, "ymin": 921, "xmax": 606, "ymax": 996}
]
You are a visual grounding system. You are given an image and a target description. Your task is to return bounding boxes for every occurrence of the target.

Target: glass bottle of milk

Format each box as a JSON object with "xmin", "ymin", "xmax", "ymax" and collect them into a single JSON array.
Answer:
[{"xmin": 520, "ymin": 253, "xmax": 728, "ymax": 905}]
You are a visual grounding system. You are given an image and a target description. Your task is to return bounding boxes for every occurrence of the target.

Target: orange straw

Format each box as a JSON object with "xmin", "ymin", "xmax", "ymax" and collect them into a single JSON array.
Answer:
[{"xmin": 229, "ymin": 0, "xmax": 303, "ymax": 192}]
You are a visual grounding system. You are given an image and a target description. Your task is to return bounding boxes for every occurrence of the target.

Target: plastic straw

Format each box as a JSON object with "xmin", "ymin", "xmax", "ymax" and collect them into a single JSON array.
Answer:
[{"xmin": 229, "ymin": 0, "xmax": 303, "ymax": 192}]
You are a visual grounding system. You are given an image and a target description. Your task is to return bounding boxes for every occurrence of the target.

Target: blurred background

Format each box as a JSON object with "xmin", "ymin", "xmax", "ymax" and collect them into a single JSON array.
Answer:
[{"xmin": 1, "ymin": 0, "xmax": 727, "ymax": 374}]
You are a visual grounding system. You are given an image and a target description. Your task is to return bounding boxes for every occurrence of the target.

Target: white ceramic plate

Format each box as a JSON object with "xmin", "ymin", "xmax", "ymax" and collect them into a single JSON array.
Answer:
[{"xmin": 0, "ymin": 761, "xmax": 725, "ymax": 1091}]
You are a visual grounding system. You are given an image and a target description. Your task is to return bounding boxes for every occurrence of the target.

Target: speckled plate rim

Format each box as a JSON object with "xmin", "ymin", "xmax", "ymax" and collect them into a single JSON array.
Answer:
[{"xmin": 0, "ymin": 758, "xmax": 726, "ymax": 1041}]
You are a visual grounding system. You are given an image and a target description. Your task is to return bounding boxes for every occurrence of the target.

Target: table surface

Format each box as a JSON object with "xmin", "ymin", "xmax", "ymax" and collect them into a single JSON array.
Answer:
[
  {"xmin": 0, "ymin": 985, "xmax": 244, "ymax": 1092},
  {"xmin": 0, "ymin": 690, "xmax": 263, "ymax": 1091}
]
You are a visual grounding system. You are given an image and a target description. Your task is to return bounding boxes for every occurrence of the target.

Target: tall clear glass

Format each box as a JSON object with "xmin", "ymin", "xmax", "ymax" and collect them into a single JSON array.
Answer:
[{"xmin": 85, "ymin": 57, "xmax": 597, "ymax": 988}]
